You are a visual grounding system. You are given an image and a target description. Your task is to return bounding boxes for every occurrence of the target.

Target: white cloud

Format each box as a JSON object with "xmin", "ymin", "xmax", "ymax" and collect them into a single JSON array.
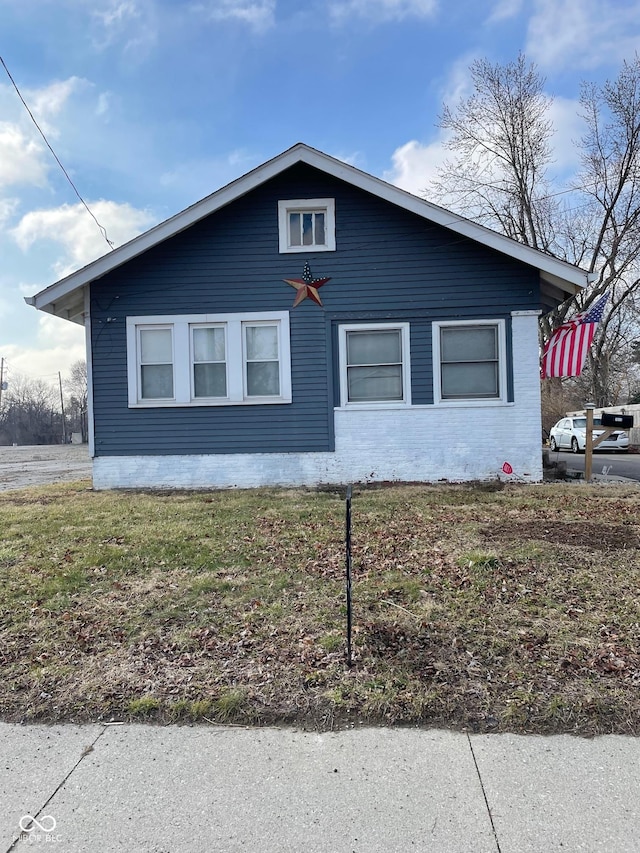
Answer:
[
  {"xmin": 328, "ymin": 149, "xmax": 366, "ymax": 169},
  {"xmin": 383, "ymin": 54, "xmax": 475, "ymax": 196},
  {"xmin": 548, "ymin": 96, "xmax": 585, "ymax": 177},
  {"xmin": 330, "ymin": 0, "xmax": 437, "ymax": 23},
  {"xmin": 0, "ymin": 75, "xmax": 91, "ymax": 194},
  {"xmin": 91, "ymin": 0, "xmax": 157, "ymax": 57},
  {"xmin": 383, "ymin": 138, "xmax": 449, "ymax": 196},
  {"xmin": 25, "ymin": 77, "xmax": 87, "ymax": 136},
  {"xmin": 0, "ymin": 197, "xmax": 18, "ymax": 226},
  {"xmin": 439, "ymin": 52, "xmax": 477, "ymax": 107},
  {"xmin": 386, "ymin": 96, "xmax": 586, "ymax": 200},
  {"xmin": 384, "ymin": 57, "xmax": 585, "ymax": 201},
  {"xmin": 17, "ymin": 282, "xmax": 37, "ymax": 297},
  {"xmin": 486, "ymin": 0, "xmax": 523, "ymax": 23},
  {"xmin": 193, "ymin": 0, "xmax": 276, "ymax": 31},
  {"xmin": 0, "ymin": 123, "xmax": 48, "ymax": 188},
  {"xmin": 11, "ymin": 200, "xmax": 157, "ymax": 279},
  {"xmin": 4, "ymin": 317, "xmax": 86, "ymax": 382},
  {"xmin": 526, "ymin": 0, "xmax": 640, "ymax": 70},
  {"xmin": 94, "ymin": 0, "xmax": 141, "ymax": 28},
  {"xmin": 96, "ymin": 92, "xmax": 112, "ymax": 118}
]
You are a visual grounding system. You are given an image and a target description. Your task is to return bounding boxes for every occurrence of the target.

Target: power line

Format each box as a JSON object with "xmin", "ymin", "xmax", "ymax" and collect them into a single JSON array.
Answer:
[
  {"xmin": 0, "ymin": 359, "xmax": 64, "ymax": 383},
  {"xmin": 0, "ymin": 54, "xmax": 114, "ymax": 250}
]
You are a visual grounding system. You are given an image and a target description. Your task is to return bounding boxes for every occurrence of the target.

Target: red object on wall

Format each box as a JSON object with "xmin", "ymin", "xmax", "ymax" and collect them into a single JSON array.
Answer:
[
  {"xmin": 283, "ymin": 261, "xmax": 330, "ymax": 307},
  {"xmin": 502, "ymin": 462, "xmax": 513, "ymax": 475}
]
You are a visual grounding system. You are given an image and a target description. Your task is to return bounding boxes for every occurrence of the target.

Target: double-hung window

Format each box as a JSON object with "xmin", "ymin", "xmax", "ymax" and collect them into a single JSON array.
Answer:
[
  {"xmin": 278, "ymin": 199, "xmax": 336, "ymax": 253},
  {"xmin": 138, "ymin": 326, "xmax": 174, "ymax": 400},
  {"xmin": 244, "ymin": 322, "xmax": 281, "ymax": 397},
  {"xmin": 127, "ymin": 312, "xmax": 291, "ymax": 407},
  {"xmin": 433, "ymin": 320, "xmax": 507, "ymax": 404},
  {"xmin": 191, "ymin": 325, "xmax": 227, "ymax": 399},
  {"xmin": 339, "ymin": 323, "xmax": 411, "ymax": 406}
]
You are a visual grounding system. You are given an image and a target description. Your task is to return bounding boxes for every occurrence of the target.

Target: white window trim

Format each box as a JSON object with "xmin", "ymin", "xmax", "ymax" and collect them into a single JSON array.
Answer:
[
  {"xmin": 338, "ymin": 322, "xmax": 412, "ymax": 409},
  {"xmin": 126, "ymin": 311, "xmax": 291, "ymax": 407},
  {"xmin": 432, "ymin": 319, "xmax": 508, "ymax": 407},
  {"xmin": 278, "ymin": 198, "xmax": 336, "ymax": 253}
]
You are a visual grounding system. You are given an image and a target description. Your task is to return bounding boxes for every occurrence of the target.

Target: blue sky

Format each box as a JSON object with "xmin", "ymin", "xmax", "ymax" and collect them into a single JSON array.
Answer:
[{"xmin": 1, "ymin": 0, "xmax": 640, "ymax": 386}]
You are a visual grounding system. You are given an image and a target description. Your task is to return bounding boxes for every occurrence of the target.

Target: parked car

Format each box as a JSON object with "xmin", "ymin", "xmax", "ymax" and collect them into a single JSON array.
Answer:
[{"xmin": 549, "ymin": 416, "xmax": 629, "ymax": 453}]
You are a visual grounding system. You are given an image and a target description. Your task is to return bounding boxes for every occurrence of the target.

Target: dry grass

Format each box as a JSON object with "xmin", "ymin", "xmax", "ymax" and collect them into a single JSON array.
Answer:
[{"xmin": 0, "ymin": 480, "xmax": 638, "ymax": 734}]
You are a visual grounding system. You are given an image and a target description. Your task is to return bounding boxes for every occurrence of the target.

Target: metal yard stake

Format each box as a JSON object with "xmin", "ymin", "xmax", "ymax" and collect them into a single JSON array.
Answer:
[{"xmin": 345, "ymin": 484, "xmax": 353, "ymax": 667}]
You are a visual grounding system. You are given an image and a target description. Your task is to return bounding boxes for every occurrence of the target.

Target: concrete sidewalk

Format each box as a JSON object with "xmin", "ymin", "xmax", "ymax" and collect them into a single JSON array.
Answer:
[{"xmin": 1, "ymin": 724, "xmax": 638, "ymax": 852}]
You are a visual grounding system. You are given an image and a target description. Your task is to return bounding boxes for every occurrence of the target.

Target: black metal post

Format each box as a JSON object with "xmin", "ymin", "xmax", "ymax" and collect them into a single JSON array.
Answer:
[{"xmin": 345, "ymin": 484, "xmax": 353, "ymax": 667}]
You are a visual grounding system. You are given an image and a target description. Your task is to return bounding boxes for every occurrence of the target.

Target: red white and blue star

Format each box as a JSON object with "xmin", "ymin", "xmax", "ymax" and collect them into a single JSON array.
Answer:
[{"xmin": 283, "ymin": 262, "xmax": 331, "ymax": 308}]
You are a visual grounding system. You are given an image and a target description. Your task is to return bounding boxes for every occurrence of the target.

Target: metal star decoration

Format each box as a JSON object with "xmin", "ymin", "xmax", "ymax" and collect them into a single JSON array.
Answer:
[{"xmin": 283, "ymin": 262, "xmax": 331, "ymax": 308}]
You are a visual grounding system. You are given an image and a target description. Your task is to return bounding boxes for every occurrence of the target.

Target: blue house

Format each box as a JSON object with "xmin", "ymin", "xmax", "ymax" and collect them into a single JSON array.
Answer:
[{"xmin": 27, "ymin": 144, "xmax": 589, "ymax": 488}]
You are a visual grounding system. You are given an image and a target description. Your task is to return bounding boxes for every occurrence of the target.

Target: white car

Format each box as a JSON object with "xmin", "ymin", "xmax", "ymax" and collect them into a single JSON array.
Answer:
[{"xmin": 549, "ymin": 416, "xmax": 629, "ymax": 453}]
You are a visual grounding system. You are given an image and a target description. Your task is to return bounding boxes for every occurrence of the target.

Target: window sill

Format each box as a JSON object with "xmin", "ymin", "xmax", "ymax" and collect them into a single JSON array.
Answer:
[
  {"xmin": 128, "ymin": 397, "xmax": 292, "ymax": 409},
  {"xmin": 280, "ymin": 244, "xmax": 335, "ymax": 254},
  {"xmin": 335, "ymin": 402, "xmax": 412, "ymax": 411},
  {"xmin": 335, "ymin": 400, "xmax": 513, "ymax": 411},
  {"xmin": 432, "ymin": 399, "xmax": 512, "ymax": 408}
]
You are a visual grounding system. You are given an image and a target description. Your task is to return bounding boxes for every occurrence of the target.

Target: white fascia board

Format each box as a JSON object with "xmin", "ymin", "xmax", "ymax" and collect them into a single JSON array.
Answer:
[
  {"xmin": 26, "ymin": 143, "xmax": 589, "ymax": 316},
  {"xmin": 296, "ymin": 148, "xmax": 589, "ymax": 290},
  {"xmin": 27, "ymin": 146, "xmax": 308, "ymax": 312}
]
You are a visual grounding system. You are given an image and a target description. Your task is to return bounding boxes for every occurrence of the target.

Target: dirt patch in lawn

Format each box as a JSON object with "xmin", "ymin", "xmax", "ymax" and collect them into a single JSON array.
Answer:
[{"xmin": 482, "ymin": 519, "xmax": 640, "ymax": 550}]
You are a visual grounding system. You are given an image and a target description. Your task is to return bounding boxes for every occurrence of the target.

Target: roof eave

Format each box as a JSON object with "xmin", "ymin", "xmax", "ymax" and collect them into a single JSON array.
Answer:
[
  {"xmin": 26, "ymin": 142, "xmax": 590, "ymax": 316},
  {"xmin": 25, "ymin": 290, "xmax": 86, "ymax": 324}
]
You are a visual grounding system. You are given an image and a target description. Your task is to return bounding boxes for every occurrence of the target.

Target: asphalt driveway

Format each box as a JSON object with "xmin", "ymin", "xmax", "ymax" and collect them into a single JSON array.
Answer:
[{"xmin": 547, "ymin": 447, "xmax": 640, "ymax": 482}]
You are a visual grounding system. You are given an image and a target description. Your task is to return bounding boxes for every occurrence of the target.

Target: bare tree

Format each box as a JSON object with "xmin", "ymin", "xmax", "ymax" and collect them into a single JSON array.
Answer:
[
  {"xmin": 431, "ymin": 54, "xmax": 640, "ymax": 405},
  {"xmin": 560, "ymin": 60, "xmax": 640, "ymax": 397},
  {"xmin": 0, "ymin": 374, "xmax": 59, "ymax": 445},
  {"xmin": 433, "ymin": 54, "xmax": 558, "ymax": 252}
]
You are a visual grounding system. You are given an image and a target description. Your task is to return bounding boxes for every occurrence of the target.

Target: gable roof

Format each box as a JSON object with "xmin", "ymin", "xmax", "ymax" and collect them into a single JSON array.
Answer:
[{"xmin": 26, "ymin": 142, "xmax": 592, "ymax": 323}]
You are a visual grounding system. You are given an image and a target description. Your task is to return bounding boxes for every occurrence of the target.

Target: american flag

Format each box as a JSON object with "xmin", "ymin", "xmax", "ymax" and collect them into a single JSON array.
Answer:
[{"xmin": 541, "ymin": 292, "xmax": 609, "ymax": 379}]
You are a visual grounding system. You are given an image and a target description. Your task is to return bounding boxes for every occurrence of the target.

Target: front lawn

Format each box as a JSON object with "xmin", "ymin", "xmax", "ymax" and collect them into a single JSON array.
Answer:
[{"xmin": 1, "ymin": 481, "xmax": 638, "ymax": 734}]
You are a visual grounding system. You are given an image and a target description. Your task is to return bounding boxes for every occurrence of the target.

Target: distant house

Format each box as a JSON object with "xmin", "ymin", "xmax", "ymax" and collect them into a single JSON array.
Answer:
[{"xmin": 27, "ymin": 143, "xmax": 589, "ymax": 489}]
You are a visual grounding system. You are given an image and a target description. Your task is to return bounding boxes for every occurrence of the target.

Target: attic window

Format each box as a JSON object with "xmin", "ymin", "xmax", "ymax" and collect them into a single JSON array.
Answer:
[{"xmin": 278, "ymin": 199, "xmax": 336, "ymax": 253}]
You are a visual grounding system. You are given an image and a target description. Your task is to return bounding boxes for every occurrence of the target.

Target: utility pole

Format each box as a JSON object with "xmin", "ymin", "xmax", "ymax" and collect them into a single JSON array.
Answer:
[{"xmin": 58, "ymin": 371, "xmax": 66, "ymax": 445}]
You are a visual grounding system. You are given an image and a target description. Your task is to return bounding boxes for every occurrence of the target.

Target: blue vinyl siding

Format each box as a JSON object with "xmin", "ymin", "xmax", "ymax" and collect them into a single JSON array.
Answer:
[{"xmin": 90, "ymin": 163, "xmax": 539, "ymax": 456}]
